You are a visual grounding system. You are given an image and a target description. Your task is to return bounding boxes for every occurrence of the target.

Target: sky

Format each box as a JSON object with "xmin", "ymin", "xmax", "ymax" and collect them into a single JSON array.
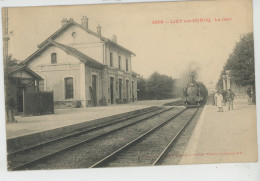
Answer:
[{"xmin": 7, "ymin": 0, "xmax": 253, "ymax": 90}]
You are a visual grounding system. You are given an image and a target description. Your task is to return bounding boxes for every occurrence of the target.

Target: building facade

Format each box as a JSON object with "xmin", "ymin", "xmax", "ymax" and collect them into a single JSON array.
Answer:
[{"xmin": 22, "ymin": 17, "xmax": 138, "ymax": 107}]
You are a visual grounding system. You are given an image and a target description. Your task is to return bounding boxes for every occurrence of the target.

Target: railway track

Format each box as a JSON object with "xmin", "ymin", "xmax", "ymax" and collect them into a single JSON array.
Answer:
[
  {"xmin": 159, "ymin": 106, "xmax": 204, "ymax": 165},
  {"xmin": 89, "ymin": 107, "xmax": 199, "ymax": 168},
  {"xmin": 8, "ymin": 106, "xmax": 182, "ymax": 170},
  {"xmin": 163, "ymin": 100, "xmax": 185, "ymax": 106}
]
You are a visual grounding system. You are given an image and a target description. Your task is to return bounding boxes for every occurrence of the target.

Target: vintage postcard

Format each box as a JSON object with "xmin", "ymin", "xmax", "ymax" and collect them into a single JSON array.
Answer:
[{"xmin": 2, "ymin": 0, "xmax": 258, "ymax": 172}]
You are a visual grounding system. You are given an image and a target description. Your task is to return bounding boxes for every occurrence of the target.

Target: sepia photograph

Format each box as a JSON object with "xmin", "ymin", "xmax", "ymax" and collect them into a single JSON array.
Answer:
[{"xmin": 0, "ymin": 0, "xmax": 259, "ymax": 177}]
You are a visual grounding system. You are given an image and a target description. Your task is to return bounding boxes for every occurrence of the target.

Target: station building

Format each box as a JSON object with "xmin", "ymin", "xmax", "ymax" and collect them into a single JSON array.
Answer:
[{"xmin": 22, "ymin": 17, "xmax": 138, "ymax": 107}]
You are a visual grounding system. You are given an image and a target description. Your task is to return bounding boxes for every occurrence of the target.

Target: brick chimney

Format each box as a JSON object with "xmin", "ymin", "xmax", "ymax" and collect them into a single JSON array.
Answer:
[
  {"xmin": 97, "ymin": 24, "xmax": 101, "ymax": 36},
  {"xmin": 81, "ymin": 16, "xmax": 88, "ymax": 29},
  {"xmin": 112, "ymin": 34, "xmax": 117, "ymax": 43},
  {"xmin": 61, "ymin": 18, "xmax": 68, "ymax": 27}
]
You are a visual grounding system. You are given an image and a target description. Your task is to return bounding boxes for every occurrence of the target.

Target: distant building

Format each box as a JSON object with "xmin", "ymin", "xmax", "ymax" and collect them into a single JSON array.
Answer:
[
  {"xmin": 21, "ymin": 17, "xmax": 138, "ymax": 107},
  {"xmin": 222, "ymin": 70, "xmax": 252, "ymax": 99}
]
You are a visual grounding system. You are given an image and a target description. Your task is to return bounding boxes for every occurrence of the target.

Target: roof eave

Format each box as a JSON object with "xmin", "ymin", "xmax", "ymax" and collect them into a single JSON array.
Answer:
[
  {"xmin": 107, "ymin": 40, "xmax": 136, "ymax": 56},
  {"xmin": 38, "ymin": 22, "xmax": 74, "ymax": 48},
  {"xmin": 21, "ymin": 42, "xmax": 55, "ymax": 65},
  {"xmin": 85, "ymin": 62, "xmax": 105, "ymax": 69},
  {"xmin": 131, "ymin": 71, "xmax": 140, "ymax": 77},
  {"xmin": 8, "ymin": 66, "xmax": 43, "ymax": 80},
  {"xmin": 24, "ymin": 67, "xmax": 43, "ymax": 80},
  {"xmin": 38, "ymin": 21, "xmax": 108, "ymax": 48}
]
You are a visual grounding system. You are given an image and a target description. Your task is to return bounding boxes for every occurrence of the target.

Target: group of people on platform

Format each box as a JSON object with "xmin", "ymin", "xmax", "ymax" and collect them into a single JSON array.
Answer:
[{"xmin": 212, "ymin": 89, "xmax": 235, "ymax": 112}]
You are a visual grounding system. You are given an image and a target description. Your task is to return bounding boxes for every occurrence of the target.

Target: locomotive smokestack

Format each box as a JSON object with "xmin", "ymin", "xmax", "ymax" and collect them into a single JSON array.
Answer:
[{"xmin": 189, "ymin": 72, "xmax": 195, "ymax": 85}]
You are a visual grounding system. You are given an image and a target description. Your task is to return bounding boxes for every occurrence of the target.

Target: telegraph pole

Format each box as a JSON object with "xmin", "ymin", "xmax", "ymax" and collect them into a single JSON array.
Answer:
[
  {"xmin": 2, "ymin": 8, "xmax": 12, "ymax": 122},
  {"xmin": 2, "ymin": 8, "xmax": 9, "ymax": 70}
]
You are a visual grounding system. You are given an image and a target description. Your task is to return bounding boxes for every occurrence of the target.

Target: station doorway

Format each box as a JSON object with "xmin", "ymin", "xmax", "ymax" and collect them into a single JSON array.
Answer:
[
  {"xmin": 132, "ymin": 81, "xmax": 134, "ymax": 102},
  {"xmin": 119, "ymin": 78, "xmax": 122, "ymax": 102},
  {"xmin": 92, "ymin": 75, "xmax": 97, "ymax": 106},
  {"xmin": 126, "ymin": 80, "xmax": 129, "ymax": 101},
  {"xmin": 110, "ymin": 77, "xmax": 114, "ymax": 104}
]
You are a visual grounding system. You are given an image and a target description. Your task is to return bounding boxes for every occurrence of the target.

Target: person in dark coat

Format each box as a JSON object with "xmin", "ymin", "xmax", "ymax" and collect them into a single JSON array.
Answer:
[
  {"xmin": 226, "ymin": 89, "xmax": 235, "ymax": 110},
  {"xmin": 211, "ymin": 91, "xmax": 216, "ymax": 105},
  {"xmin": 222, "ymin": 90, "xmax": 227, "ymax": 106},
  {"xmin": 6, "ymin": 93, "xmax": 16, "ymax": 123}
]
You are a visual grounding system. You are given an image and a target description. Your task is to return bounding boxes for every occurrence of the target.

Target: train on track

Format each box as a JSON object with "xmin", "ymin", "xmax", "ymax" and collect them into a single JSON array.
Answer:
[{"xmin": 183, "ymin": 72, "xmax": 208, "ymax": 107}]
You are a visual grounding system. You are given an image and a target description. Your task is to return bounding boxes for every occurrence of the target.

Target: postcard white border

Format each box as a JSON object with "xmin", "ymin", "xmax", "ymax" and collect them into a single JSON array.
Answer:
[{"xmin": 0, "ymin": 0, "xmax": 259, "ymax": 181}]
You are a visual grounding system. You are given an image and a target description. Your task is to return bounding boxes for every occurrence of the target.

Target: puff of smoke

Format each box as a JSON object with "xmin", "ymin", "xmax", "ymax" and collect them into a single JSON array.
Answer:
[{"xmin": 174, "ymin": 61, "xmax": 201, "ymax": 97}]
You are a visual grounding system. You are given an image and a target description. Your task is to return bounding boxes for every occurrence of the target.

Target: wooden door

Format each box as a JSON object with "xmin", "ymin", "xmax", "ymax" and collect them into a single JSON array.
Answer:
[
  {"xmin": 110, "ymin": 77, "xmax": 114, "ymax": 104},
  {"xmin": 92, "ymin": 75, "xmax": 97, "ymax": 106}
]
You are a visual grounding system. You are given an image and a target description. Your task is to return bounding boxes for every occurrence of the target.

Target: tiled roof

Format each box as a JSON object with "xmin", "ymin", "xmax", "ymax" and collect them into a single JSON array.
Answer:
[
  {"xmin": 37, "ymin": 19, "xmax": 135, "ymax": 56},
  {"xmin": 54, "ymin": 42, "xmax": 104, "ymax": 68},
  {"xmin": 8, "ymin": 65, "xmax": 43, "ymax": 80},
  {"xmin": 8, "ymin": 65, "xmax": 24, "ymax": 74},
  {"xmin": 22, "ymin": 40, "xmax": 104, "ymax": 69}
]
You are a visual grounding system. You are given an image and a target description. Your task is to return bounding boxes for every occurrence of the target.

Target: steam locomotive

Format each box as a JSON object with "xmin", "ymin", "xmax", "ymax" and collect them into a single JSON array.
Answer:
[{"xmin": 183, "ymin": 72, "xmax": 208, "ymax": 106}]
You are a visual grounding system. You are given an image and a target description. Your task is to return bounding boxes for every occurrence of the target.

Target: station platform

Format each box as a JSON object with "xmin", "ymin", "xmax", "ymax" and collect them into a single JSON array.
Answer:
[
  {"xmin": 6, "ymin": 98, "xmax": 180, "ymax": 139},
  {"xmin": 180, "ymin": 100, "xmax": 258, "ymax": 164}
]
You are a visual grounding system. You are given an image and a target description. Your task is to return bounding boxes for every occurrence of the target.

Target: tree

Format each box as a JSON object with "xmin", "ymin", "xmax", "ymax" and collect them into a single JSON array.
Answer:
[
  {"xmin": 216, "ymin": 33, "xmax": 255, "ymax": 90},
  {"xmin": 137, "ymin": 72, "xmax": 175, "ymax": 100},
  {"xmin": 137, "ymin": 76, "xmax": 148, "ymax": 100},
  {"xmin": 5, "ymin": 54, "xmax": 20, "ymax": 123},
  {"xmin": 6, "ymin": 54, "xmax": 20, "ymax": 67},
  {"xmin": 197, "ymin": 81, "xmax": 208, "ymax": 99}
]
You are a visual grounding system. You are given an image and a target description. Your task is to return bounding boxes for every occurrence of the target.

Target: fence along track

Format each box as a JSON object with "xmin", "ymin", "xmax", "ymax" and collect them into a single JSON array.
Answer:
[
  {"xmin": 9, "ymin": 106, "xmax": 173, "ymax": 171},
  {"xmin": 23, "ymin": 91, "xmax": 54, "ymax": 115},
  {"xmin": 89, "ymin": 107, "xmax": 192, "ymax": 168}
]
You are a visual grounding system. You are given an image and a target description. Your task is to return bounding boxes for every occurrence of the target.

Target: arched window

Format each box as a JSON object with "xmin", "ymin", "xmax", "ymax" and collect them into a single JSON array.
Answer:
[
  {"xmin": 65, "ymin": 77, "xmax": 74, "ymax": 99},
  {"xmin": 51, "ymin": 53, "xmax": 57, "ymax": 64}
]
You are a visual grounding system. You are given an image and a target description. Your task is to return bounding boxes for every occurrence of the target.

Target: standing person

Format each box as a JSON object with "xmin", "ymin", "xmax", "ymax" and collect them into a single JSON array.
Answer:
[
  {"xmin": 216, "ymin": 90, "xmax": 223, "ymax": 112},
  {"xmin": 212, "ymin": 91, "xmax": 216, "ymax": 105},
  {"xmin": 226, "ymin": 89, "xmax": 235, "ymax": 110},
  {"xmin": 214, "ymin": 91, "xmax": 218, "ymax": 106},
  {"xmin": 6, "ymin": 92, "xmax": 16, "ymax": 123},
  {"xmin": 222, "ymin": 90, "xmax": 227, "ymax": 106},
  {"xmin": 247, "ymin": 87, "xmax": 252, "ymax": 104}
]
